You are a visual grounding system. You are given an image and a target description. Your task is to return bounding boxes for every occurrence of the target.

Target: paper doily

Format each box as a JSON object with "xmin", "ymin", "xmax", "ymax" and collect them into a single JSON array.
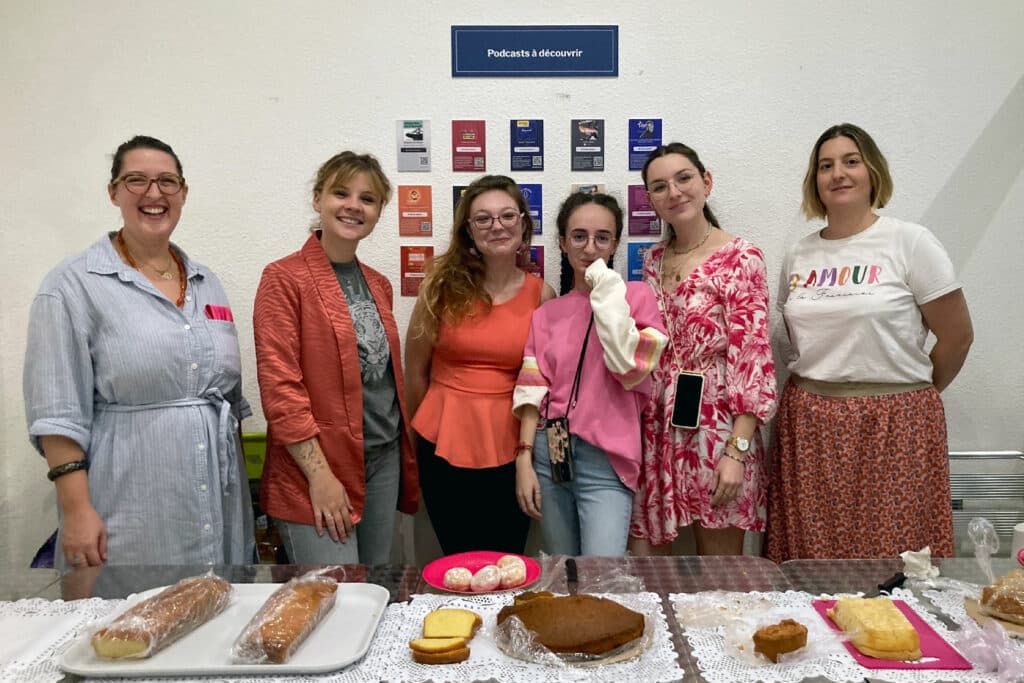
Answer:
[
  {"xmin": 358, "ymin": 591, "xmax": 682, "ymax": 683},
  {"xmin": 672, "ymin": 588, "xmax": 1001, "ymax": 683}
]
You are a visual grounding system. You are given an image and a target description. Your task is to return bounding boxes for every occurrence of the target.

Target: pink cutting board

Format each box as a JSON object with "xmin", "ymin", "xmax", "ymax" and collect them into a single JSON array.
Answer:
[{"xmin": 813, "ymin": 599, "xmax": 972, "ymax": 670}]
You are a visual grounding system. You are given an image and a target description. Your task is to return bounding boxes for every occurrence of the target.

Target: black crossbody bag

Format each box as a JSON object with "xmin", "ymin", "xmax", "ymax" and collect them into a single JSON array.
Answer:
[{"xmin": 544, "ymin": 314, "xmax": 594, "ymax": 483}]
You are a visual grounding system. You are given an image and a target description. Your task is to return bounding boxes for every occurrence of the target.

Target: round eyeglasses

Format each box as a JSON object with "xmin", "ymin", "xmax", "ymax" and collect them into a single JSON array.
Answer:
[
  {"xmin": 470, "ymin": 210, "xmax": 523, "ymax": 231},
  {"xmin": 113, "ymin": 173, "xmax": 186, "ymax": 196},
  {"xmin": 647, "ymin": 171, "xmax": 698, "ymax": 198},
  {"xmin": 567, "ymin": 231, "xmax": 616, "ymax": 250}
]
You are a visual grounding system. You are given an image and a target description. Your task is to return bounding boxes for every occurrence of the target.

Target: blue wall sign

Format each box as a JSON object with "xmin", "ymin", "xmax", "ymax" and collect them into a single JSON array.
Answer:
[{"xmin": 451, "ymin": 25, "xmax": 618, "ymax": 78}]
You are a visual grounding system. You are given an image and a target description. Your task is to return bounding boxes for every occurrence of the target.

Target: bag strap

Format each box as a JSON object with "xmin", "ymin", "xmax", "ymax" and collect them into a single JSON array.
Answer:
[{"xmin": 543, "ymin": 313, "xmax": 595, "ymax": 421}]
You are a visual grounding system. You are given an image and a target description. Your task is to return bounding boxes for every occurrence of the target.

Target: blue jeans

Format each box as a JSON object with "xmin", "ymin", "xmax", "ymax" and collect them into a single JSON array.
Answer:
[
  {"xmin": 533, "ymin": 430, "xmax": 633, "ymax": 556},
  {"xmin": 274, "ymin": 438, "xmax": 400, "ymax": 566}
]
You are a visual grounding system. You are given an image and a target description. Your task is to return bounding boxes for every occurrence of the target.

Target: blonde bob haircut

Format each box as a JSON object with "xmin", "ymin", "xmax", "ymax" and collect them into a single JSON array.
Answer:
[
  {"xmin": 312, "ymin": 150, "xmax": 392, "ymax": 211},
  {"xmin": 801, "ymin": 123, "xmax": 893, "ymax": 220}
]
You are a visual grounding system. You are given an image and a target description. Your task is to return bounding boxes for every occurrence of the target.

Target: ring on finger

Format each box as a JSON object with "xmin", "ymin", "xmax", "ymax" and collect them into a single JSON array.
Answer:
[
  {"xmin": 323, "ymin": 512, "xmax": 334, "ymax": 519},
  {"xmin": 70, "ymin": 555, "xmax": 85, "ymax": 565}
]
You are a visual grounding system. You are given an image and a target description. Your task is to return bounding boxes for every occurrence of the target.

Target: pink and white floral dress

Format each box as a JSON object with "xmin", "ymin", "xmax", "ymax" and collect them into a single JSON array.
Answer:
[{"xmin": 631, "ymin": 237, "xmax": 777, "ymax": 545}]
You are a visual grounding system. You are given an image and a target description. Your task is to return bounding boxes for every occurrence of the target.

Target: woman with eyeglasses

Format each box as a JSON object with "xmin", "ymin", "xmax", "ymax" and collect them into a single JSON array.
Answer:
[
  {"xmin": 253, "ymin": 151, "xmax": 419, "ymax": 565},
  {"xmin": 765, "ymin": 124, "xmax": 972, "ymax": 561},
  {"xmin": 630, "ymin": 143, "xmax": 777, "ymax": 557},
  {"xmin": 24, "ymin": 135, "xmax": 254, "ymax": 570},
  {"xmin": 512, "ymin": 192, "xmax": 667, "ymax": 556},
  {"xmin": 405, "ymin": 175, "xmax": 556, "ymax": 555}
]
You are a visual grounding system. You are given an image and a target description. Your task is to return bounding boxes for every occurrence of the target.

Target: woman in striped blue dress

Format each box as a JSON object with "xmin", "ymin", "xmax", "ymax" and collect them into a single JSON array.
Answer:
[{"xmin": 23, "ymin": 136, "xmax": 254, "ymax": 571}]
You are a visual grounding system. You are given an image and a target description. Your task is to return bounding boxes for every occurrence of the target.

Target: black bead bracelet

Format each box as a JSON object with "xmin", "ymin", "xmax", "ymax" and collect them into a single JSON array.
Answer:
[{"xmin": 47, "ymin": 460, "xmax": 88, "ymax": 481}]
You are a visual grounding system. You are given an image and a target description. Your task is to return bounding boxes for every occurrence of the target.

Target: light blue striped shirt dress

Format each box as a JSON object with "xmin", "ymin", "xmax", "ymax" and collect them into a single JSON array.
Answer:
[{"xmin": 24, "ymin": 233, "xmax": 255, "ymax": 570}]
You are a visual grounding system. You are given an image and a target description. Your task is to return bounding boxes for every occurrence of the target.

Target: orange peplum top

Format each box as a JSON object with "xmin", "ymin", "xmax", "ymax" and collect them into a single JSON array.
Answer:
[{"xmin": 412, "ymin": 274, "xmax": 544, "ymax": 469}]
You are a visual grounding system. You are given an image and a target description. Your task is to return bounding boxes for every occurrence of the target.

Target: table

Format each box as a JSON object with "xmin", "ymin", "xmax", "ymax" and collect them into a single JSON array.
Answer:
[{"xmin": 0, "ymin": 555, "xmax": 1012, "ymax": 682}]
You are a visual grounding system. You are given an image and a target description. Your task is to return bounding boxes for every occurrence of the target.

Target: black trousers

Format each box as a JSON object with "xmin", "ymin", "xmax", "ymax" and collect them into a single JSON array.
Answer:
[{"xmin": 417, "ymin": 436, "xmax": 530, "ymax": 556}]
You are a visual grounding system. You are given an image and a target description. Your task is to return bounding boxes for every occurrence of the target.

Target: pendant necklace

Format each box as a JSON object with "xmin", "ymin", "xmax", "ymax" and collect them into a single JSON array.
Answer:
[
  {"xmin": 666, "ymin": 223, "xmax": 713, "ymax": 283},
  {"xmin": 116, "ymin": 229, "xmax": 187, "ymax": 307}
]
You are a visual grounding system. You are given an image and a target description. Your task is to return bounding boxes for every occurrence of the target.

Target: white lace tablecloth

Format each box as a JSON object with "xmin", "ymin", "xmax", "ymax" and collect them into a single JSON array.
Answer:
[
  {"xmin": 1, "ymin": 592, "xmax": 680, "ymax": 683},
  {"xmin": 671, "ymin": 588, "xmax": 1002, "ymax": 683},
  {"xmin": 0, "ymin": 597, "xmax": 120, "ymax": 683}
]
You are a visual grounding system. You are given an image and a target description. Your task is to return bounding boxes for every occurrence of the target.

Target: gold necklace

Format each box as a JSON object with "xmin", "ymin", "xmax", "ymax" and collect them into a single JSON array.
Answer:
[
  {"xmin": 664, "ymin": 224, "xmax": 714, "ymax": 283},
  {"xmin": 143, "ymin": 255, "xmax": 176, "ymax": 280},
  {"xmin": 671, "ymin": 222, "xmax": 713, "ymax": 255},
  {"xmin": 116, "ymin": 229, "xmax": 187, "ymax": 306}
]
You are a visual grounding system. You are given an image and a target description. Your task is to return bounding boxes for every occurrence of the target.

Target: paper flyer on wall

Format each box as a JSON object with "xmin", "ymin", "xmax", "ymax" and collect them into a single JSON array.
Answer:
[
  {"xmin": 519, "ymin": 183, "xmax": 542, "ymax": 234},
  {"xmin": 397, "ymin": 185, "xmax": 433, "ymax": 236},
  {"xmin": 396, "ymin": 120, "xmax": 431, "ymax": 172},
  {"xmin": 510, "ymin": 119, "xmax": 544, "ymax": 171},
  {"xmin": 452, "ymin": 185, "xmax": 468, "ymax": 219},
  {"xmin": 571, "ymin": 182, "xmax": 606, "ymax": 195},
  {"xmin": 452, "ymin": 119, "xmax": 486, "ymax": 172},
  {"xmin": 628, "ymin": 118, "xmax": 662, "ymax": 170},
  {"xmin": 627, "ymin": 242, "xmax": 656, "ymax": 281},
  {"xmin": 571, "ymin": 118, "xmax": 604, "ymax": 171},
  {"xmin": 524, "ymin": 245, "xmax": 544, "ymax": 279},
  {"xmin": 400, "ymin": 245, "xmax": 433, "ymax": 297},
  {"xmin": 627, "ymin": 184, "xmax": 660, "ymax": 236}
]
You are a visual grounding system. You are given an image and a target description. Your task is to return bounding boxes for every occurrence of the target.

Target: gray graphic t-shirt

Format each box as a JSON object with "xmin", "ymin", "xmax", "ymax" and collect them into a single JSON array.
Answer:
[{"xmin": 332, "ymin": 260, "xmax": 401, "ymax": 448}]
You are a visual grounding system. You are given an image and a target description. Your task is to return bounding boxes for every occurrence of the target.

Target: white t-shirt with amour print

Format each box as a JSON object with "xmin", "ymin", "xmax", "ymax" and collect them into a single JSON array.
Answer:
[{"xmin": 778, "ymin": 215, "xmax": 960, "ymax": 383}]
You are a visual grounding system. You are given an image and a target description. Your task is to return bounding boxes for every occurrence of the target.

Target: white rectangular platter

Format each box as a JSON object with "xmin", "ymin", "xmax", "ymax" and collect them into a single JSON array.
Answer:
[{"xmin": 61, "ymin": 581, "xmax": 389, "ymax": 677}]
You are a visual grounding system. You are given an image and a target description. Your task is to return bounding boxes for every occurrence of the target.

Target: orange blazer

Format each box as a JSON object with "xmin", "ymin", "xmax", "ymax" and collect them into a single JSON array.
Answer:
[{"xmin": 254, "ymin": 234, "xmax": 418, "ymax": 525}]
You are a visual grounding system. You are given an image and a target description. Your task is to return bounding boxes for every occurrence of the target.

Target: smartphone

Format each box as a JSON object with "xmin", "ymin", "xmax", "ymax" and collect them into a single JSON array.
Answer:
[{"xmin": 671, "ymin": 371, "xmax": 705, "ymax": 429}]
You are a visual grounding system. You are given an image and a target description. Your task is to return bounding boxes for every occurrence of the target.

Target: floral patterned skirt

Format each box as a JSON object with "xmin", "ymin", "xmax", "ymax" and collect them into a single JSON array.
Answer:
[{"xmin": 764, "ymin": 379, "xmax": 954, "ymax": 562}]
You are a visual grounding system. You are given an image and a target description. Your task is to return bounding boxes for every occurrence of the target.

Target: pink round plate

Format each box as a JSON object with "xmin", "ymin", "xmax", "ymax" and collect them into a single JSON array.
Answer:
[{"xmin": 422, "ymin": 551, "xmax": 541, "ymax": 594}]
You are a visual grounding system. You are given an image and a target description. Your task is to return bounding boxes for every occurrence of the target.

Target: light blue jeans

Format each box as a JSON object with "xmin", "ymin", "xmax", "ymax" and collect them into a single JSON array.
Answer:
[
  {"xmin": 273, "ymin": 439, "xmax": 400, "ymax": 566},
  {"xmin": 533, "ymin": 430, "xmax": 633, "ymax": 556}
]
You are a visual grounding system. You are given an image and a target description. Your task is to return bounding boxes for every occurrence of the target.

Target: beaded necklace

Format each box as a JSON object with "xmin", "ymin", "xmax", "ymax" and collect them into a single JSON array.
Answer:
[{"xmin": 116, "ymin": 229, "xmax": 187, "ymax": 307}]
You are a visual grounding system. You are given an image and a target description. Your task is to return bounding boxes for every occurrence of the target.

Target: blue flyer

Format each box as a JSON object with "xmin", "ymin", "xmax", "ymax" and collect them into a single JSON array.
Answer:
[
  {"xmin": 628, "ymin": 118, "xmax": 662, "ymax": 171},
  {"xmin": 519, "ymin": 183, "xmax": 543, "ymax": 234},
  {"xmin": 510, "ymin": 119, "xmax": 544, "ymax": 171},
  {"xmin": 627, "ymin": 242, "xmax": 656, "ymax": 281}
]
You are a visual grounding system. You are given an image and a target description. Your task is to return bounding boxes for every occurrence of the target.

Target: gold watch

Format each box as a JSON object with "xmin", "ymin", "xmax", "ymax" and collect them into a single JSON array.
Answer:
[{"xmin": 727, "ymin": 436, "xmax": 751, "ymax": 455}]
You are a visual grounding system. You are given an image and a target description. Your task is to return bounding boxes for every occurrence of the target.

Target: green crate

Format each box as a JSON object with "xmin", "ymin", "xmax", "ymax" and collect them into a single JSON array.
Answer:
[{"xmin": 242, "ymin": 432, "xmax": 267, "ymax": 480}]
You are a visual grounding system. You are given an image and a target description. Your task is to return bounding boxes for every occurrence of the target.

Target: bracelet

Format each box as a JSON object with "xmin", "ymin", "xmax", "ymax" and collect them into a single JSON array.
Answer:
[
  {"xmin": 722, "ymin": 451, "xmax": 747, "ymax": 466},
  {"xmin": 47, "ymin": 460, "xmax": 88, "ymax": 481},
  {"xmin": 514, "ymin": 442, "xmax": 534, "ymax": 457}
]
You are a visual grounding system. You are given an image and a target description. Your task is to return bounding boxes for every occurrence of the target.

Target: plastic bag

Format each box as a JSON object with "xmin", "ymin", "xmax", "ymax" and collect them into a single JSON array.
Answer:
[
  {"xmin": 90, "ymin": 572, "xmax": 232, "ymax": 659},
  {"xmin": 231, "ymin": 566, "xmax": 341, "ymax": 664}
]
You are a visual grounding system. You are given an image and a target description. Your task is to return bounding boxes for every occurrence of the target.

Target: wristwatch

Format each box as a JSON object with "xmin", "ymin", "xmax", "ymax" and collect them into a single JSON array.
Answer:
[{"xmin": 727, "ymin": 436, "xmax": 751, "ymax": 454}]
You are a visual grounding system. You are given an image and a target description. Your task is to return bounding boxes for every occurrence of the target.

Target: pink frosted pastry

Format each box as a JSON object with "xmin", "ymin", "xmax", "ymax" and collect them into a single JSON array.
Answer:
[
  {"xmin": 498, "ymin": 555, "xmax": 527, "ymax": 588},
  {"xmin": 443, "ymin": 567, "xmax": 473, "ymax": 591},
  {"xmin": 470, "ymin": 564, "xmax": 501, "ymax": 592}
]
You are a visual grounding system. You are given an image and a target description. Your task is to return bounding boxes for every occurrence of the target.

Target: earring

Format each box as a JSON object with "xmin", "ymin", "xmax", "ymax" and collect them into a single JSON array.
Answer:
[
  {"xmin": 516, "ymin": 244, "xmax": 528, "ymax": 256},
  {"xmin": 469, "ymin": 245, "xmax": 480, "ymax": 257}
]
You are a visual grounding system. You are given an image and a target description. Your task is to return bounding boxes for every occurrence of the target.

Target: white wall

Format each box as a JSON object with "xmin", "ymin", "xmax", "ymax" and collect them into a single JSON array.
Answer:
[{"xmin": 2, "ymin": 1, "xmax": 1022, "ymax": 569}]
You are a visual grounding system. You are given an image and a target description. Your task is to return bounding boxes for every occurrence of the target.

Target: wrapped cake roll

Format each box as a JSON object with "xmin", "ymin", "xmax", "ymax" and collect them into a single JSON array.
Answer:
[
  {"xmin": 91, "ymin": 574, "xmax": 232, "ymax": 659},
  {"xmin": 979, "ymin": 568, "xmax": 1024, "ymax": 625},
  {"xmin": 231, "ymin": 571, "xmax": 338, "ymax": 664}
]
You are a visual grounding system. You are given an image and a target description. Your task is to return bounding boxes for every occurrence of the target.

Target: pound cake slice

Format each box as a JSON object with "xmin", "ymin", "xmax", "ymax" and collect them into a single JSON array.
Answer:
[
  {"xmin": 496, "ymin": 594, "xmax": 644, "ymax": 655},
  {"xmin": 827, "ymin": 597, "xmax": 921, "ymax": 661},
  {"xmin": 422, "ymin": 608, "xmax": 482, "ymax": 639}
]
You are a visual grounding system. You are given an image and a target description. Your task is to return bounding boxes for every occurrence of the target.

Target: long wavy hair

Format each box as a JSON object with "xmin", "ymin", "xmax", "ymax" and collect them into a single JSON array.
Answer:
[{"xmin": 415, "ymin": 175, "xmax": 534, "ymax": 340}]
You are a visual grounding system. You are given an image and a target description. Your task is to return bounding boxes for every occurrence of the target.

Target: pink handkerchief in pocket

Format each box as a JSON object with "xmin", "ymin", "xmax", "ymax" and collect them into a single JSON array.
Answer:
[{"xmin": 204, "ymin": 304, "xmax": 234, "ymax": 322}]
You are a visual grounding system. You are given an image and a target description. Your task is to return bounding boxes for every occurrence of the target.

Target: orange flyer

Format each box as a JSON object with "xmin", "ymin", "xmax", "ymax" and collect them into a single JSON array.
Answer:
[{"xmin": 398, "ymin": 185, "xmax": 433, "ymax": 236}]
